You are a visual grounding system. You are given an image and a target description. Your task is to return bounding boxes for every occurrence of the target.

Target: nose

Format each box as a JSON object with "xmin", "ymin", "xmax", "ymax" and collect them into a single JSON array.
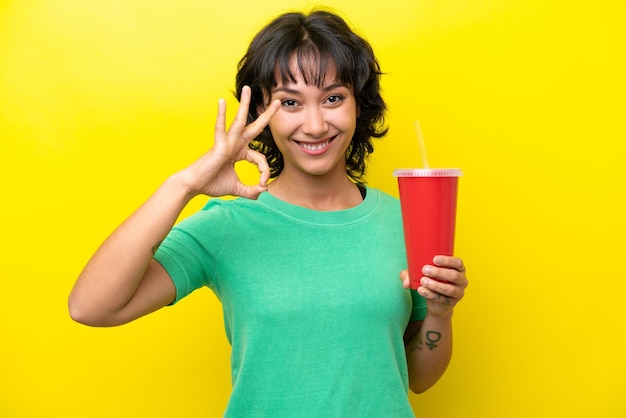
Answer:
[{"xmin": 302, "ymin": 106, "xmax": 328, "ymax": 137}]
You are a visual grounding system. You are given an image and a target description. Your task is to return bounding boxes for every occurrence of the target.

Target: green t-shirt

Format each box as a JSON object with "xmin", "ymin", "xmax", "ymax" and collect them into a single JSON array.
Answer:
[{"xmin": 154, "ymin": 187, "xmax": 426, "ymax": 417}]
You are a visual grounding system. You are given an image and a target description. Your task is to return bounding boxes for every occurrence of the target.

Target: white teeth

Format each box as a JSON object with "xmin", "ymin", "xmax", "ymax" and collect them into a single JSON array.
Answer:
[{"xmin": 299, "ymin": 141, "xmax": 329, "ymax": 151}]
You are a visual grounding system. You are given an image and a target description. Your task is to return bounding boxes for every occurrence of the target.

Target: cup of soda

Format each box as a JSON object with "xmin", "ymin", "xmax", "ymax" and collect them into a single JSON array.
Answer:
[{"xmin": 394, "ymin": 168, "xmax": 462, "ymax": 289}]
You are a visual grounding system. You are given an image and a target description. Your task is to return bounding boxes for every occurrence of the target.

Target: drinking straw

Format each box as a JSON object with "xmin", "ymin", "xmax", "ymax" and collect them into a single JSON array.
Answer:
[{"xmin": 414, "ymin": 120, "xmax": 429, "ymax": 168}]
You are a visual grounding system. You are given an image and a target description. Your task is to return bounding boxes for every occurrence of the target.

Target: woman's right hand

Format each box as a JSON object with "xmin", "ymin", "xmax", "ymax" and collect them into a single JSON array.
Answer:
[{"xmin": 178, "ymin": 85, "xmax": 281, "ymax": 199}]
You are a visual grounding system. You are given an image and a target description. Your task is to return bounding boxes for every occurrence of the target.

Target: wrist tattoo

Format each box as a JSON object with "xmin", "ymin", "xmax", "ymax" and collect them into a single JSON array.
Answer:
[
  {"xmin": 408, "ymin": 330, "xmax": 443, "ymax": 353},
  {"xmin": 410, "ymin": 333, "xmax": 424, "ymax": 352},
  {"xmin": 425, "ymin": 330, "xmax": 442, "ymax": 350}
]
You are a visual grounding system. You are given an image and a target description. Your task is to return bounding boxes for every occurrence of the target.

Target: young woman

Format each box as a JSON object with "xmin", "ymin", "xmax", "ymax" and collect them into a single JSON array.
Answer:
[{"xmin": 69, "ymin": 10, "xmax": 468, "ymax": 417}]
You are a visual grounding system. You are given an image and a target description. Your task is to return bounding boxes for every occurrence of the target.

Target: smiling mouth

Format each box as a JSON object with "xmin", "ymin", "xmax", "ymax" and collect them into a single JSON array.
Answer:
[{"xmin": 295, "ymin": 136, "xmax": 336, "ymax": 152}]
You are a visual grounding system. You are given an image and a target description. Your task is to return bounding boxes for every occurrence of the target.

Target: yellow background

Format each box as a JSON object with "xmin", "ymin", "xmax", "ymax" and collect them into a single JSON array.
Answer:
[{"xmin": 1, "ymin": 0, "xmax": 625, "ymax": 417}]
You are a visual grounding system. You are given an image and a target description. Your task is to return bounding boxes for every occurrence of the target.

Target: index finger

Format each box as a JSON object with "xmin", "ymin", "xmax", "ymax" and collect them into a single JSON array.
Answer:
[{"xmin": 433, "ymin": 255, "xmax": 465, "ymax": 272}]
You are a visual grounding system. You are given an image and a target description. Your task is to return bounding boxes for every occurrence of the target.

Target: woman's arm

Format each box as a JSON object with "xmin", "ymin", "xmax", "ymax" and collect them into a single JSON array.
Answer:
[
  {"xmin": 402, "ymin": 256, "xmax": 468, "ymax": 393},
  {"xmin": 68, "ymin": 87, "xmax": 280, "ymax": 327},
  {"xmin": 404, "ymin": 314, "xmax": 453, "ymax": 393},
  {"xmin": 68, "ymin": 175, "xmax": 191, "ymax": 327}
]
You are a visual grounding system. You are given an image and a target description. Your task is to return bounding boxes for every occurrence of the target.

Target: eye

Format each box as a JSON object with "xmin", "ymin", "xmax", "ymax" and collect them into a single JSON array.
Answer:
[
  {"xmin": 281, "ymin": 98, "xmax": 298, "ymax": 107},
  {"xmin": 326, "ymin": 94, "xmax": 344, "ymax": 104}
]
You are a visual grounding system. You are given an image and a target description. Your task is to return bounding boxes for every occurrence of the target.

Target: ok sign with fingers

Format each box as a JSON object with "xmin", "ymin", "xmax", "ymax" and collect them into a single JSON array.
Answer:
[{"xmin": 178, "ymin": 85, "xmax": 281, "ymax": 200}]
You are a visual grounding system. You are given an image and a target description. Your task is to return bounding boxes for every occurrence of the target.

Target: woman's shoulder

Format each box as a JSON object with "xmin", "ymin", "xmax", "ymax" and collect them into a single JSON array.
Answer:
[{"xmin": 364, "ymin": 186, "xmax": 400, "ymax": 205}]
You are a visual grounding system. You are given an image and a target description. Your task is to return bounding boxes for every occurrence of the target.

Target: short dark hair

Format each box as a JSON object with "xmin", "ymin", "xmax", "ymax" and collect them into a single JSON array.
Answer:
[{"xmin": 235, "ymin": 9, "xmax": 388, "ymax": 182}]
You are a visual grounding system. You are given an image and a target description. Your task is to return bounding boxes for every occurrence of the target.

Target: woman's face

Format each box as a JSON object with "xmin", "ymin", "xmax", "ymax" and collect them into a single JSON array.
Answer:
[{"xmin": 263, "ymin": 58, "xmax": 357, "ymax": 180}]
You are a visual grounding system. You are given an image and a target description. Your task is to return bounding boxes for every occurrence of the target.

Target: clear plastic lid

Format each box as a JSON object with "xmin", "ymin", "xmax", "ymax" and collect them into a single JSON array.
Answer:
[{"xmin": 393, "ymin": 168, "xmax": 462, "ymax": 177}]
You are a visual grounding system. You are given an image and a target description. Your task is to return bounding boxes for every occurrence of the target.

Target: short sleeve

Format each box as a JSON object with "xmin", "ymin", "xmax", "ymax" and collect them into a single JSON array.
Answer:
[
  {"xmin": 153, "ymin": 201, "xmax": 229, "ymax": 304},
  {"xmin": 409, "ymin": 289, "xmax": 427, "ymax": 321}
]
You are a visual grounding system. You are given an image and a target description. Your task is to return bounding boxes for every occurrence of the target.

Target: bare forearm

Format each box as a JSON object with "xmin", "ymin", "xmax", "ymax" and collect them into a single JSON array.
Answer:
[
  {"xmin": 69, "ymin": 90, "xmax": 279, "ymax": 326},
  {"xmin": 69, "ymin": 174, "xmax": 193, "ymax": 321},
  {"xmin": 406, "ymin": 312, "xmax": 453, "ymax": 393}
]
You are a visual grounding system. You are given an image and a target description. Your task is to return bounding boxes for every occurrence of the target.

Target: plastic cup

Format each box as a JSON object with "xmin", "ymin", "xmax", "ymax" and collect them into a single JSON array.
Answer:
[{"xmin": 394, "ymin": 168, "xmax": 462, "ymax": 289}]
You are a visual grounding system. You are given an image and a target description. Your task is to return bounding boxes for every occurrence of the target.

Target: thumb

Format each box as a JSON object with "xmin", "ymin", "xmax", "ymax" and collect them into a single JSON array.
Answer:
[{"xmin": 236, "ymin": 183, "xmax": 268, "ymax": 200}]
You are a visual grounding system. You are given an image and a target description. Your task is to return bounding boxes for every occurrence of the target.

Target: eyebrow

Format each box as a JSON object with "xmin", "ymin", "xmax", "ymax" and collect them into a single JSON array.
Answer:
[{"xmin": 271, "ymin": 83, "xmax": 348, "ymax": 95}]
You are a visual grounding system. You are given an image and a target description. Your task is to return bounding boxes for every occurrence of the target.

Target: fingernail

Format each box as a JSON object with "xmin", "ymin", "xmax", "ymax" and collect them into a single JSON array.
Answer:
[
  {"xmin": 434, "ymin": 256, "xmax": 442, "ymax": 265},
  {"xmin": 422, "ymin": 265, "xmax": 431, "ymax": 275},
  {"xmin": 421, "ymin": 277, "xmax": 429, "ymax": 286}
]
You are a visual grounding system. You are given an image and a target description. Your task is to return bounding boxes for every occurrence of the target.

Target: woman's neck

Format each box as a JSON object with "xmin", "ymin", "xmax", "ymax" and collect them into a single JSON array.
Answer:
[{"xmin": 267, "ymin": 171, "xmax": 363, "ymax": 211}]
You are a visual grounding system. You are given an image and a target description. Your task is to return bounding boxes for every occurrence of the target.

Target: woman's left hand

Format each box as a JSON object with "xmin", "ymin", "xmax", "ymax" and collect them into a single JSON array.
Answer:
[{"xmin": 401, "ymin": 255, "xmax": 468, "ymax": 318}]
